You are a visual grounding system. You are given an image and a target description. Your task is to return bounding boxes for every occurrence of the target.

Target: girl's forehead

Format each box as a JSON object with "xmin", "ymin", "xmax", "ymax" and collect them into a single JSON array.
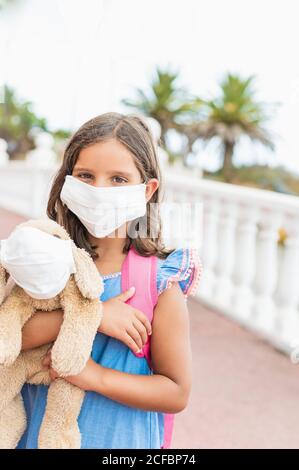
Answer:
[{"xmin": 75, "ymin": 140, "xmax": 138, "ymax": 172}]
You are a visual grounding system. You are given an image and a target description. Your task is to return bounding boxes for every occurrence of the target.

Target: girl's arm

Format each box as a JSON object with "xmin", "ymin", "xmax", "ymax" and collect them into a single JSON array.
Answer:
[
  {"xmin": 22, "ymin": 310, "xmax": 63, "ymax": 350},
  {"xmin": 52, "ymin": 283, "xmax": 192, "ymax": 414}
]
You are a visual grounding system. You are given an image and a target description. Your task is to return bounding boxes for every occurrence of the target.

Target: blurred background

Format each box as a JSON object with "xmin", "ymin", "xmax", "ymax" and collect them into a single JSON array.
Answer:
[{"xmin": 1, "ymin": 0, "xmax": 299, "ymax": 449}]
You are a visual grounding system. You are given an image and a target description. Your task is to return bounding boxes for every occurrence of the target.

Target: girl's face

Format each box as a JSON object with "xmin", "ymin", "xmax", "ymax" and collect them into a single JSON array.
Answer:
[{"xmin": 72, "ymin": 139, "xmax": 158, "ymax": 201}]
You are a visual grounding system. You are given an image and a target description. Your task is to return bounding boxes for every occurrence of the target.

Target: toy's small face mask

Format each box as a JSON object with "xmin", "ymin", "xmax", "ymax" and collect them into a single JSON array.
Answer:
[{"xmin": 0, "ymin": 226, "xmax": 76, "ymax": 299}]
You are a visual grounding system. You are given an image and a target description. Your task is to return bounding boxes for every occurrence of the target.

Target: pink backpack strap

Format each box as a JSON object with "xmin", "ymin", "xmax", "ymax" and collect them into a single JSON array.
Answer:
[
  {"xmin": 121, "ymin": 246, "xmax": 175, "ymax": 449},
  {"xmin": 121, "ymin": 246, "xmax": 157, "ymax": 366}
]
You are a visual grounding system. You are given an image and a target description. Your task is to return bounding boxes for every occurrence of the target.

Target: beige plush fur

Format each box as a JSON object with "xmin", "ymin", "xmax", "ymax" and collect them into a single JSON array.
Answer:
[{"xmin": 0, "ymin": 218, "xmax": 103, "ymax": 449}]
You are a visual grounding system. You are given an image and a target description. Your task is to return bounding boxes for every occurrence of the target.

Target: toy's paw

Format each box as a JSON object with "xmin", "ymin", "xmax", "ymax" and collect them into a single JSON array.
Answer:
[
  {"xmin": 0, "ymin": 394, "xmax": 26, "ymax": 449},
  {"xmin": 38, "ymin": 422, "xmax": 81, "ymax": 449},
  {"xmin": 0, "ymin": 336, "xmax": 21, "ymax": 366},
  {"xmin": 51, "ymin": 348, "xmax": 87, "ymax": 377}
]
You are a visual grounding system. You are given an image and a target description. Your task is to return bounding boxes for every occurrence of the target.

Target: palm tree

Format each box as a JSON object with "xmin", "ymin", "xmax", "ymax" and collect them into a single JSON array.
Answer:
[
  {"xmin": 122, "ymin": 67, "xmax": 202, "ymax": 148},
  {"xmin": 0, "ymin": 0, "xmax": 19, "ymax": 9},
  {"xmin": 187, "ymin": 74, "xmax": 275, "ymax": 181},
  {"xmin": 0, "ymin": 86, "xmax": 48, "ymax": 159},
  {"xmin": 0, "ymin": 86, "xmax": 70, "ymax": 159}
]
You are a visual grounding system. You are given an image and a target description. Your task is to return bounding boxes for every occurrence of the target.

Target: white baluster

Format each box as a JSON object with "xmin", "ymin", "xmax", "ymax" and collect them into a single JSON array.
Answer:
[
  {"xmin": 175, "ymin": 190, "xmax": 195, "ymax": 249},
  {"xmin": 231, "ymin": 206, "xmax": 259, "ymax": 320},
  {"xmin": 253, "ymin": 210, "xmax": 281, "ymax": 336},
  {"xmin": 164, "ymin": 187, "xmax": 174, "ymax": 203},
  {"xmin": 198, "ymin": 197, "xmax": 220, "ymax": 300},
  {"xmin": 213, "ymin": 201, "xmax": 238, "ymax": 308},
  {"xmin": 0, "ymin": 138, "xmax": 9, "ymax": 167},
  {"xmin": 275, "ymin": 216, "xmax": 299, "ymax": 348},
  {"xmin": 162, "ymin": 188, "xmax": 182, "ymax": 249},
  {"xmin": 26, "ymin": 132, "xmax": 56, "ymax": 168},
  {"xmin": 179, "ymin": 191, "xmax": 203, "ymax": 250},
  {"xmin": 162, "ymin": 186, "xmax": 173, "ymax": 247}
]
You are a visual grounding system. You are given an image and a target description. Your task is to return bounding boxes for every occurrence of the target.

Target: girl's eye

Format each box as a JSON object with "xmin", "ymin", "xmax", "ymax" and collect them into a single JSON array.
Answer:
[
  {"xmin": 78, "ymin": 173, "xmax": 93, "ymax": 180},
  {"xmin": 112, "ymin": 176, "xmax": 128, "ymax": 184}
]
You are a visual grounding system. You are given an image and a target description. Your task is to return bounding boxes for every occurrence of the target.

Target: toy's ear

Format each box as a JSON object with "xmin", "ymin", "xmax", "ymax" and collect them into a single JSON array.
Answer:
[
  {"xmin": 0, "ymin": 264, "xmax": 9, "ymax": 305},
  {"xmin": 71, "ymin": 243, "xmax": 103, "ymax": 300}
]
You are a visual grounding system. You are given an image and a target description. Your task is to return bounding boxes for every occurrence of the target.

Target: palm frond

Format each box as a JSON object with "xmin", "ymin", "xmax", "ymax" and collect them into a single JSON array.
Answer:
[{"xmin": 122, "ymin": 67, "xmax": 204, "ymax": 141}]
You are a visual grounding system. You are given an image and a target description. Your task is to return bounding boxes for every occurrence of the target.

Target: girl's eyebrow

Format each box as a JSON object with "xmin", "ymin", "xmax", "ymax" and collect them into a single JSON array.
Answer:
[
  {"xmin": 106, "ymin": 170, "xmax": 132, "ymax": 178},
  {"xmin": 73, "ymin": 167, "xmax": 94, "ymax": 172},
  {"xmin": 73, "ymin": 168, "xmax": 133, "ymax": 178}
]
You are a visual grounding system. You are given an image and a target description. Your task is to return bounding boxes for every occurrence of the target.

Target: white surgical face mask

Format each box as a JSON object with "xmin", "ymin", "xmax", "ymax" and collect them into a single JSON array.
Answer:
[
  {"xmin": 0, "ymin": 226, "xmax": 76, "ymax": 299},
  {"xmin": 60, "ymin": 175, "xmax": 147, "ymax": 237}
]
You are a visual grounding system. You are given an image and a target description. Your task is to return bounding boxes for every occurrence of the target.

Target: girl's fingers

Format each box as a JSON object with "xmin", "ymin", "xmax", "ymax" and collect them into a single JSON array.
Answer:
[
  {"xmin": 126, "ymin": 327, "xmax": 143, "ymax": 351},
  {"xmin": 116, "ymin": 286, "xmax": 135, "ymax": 303},
  {"xmin": 124, "ymin": 333, "xmax": 141, "ymax": 354},
  {"xmin": 132, "ymin": 319, "xmax": 148, "ymax": 346},
  {"xmin": 49, "ymin": 368, "xmax": 59, "ymax": 381},
  {"xmin": 42, "ymin": 352, "xmax": 51, "ymax": 367},
  {"xmin": 134, "ymin": 310, "xmax": 152, "ymax": 336}
]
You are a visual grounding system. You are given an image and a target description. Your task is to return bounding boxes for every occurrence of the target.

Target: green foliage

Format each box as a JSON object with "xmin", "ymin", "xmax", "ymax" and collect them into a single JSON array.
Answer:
[
  {"xmin": 192, "ymin": 74, "xmax": 276, "ymax": 180},
  {"xmin": 1, "ymin": 86, "xmax": 48, "ymax": 134},
  {"xmin": 123, "ymin": 70, "xmax": 275, "ymax": 177},
  {"xmin": 206, "ymin": 74, "xmax": 269, "ymax": 126},
  {"xmin": 0, "ymin": 86, "xmax": 48, "ymax": 158},
  {"xmin": 0, "ymin": 0, "xmax": 20, "ymax": 10},
  {"xmin": 0, "ymin": 85, "xmax": 70, "ymax": 159},
  {"xmin": 52, "ymin": 129, "xmax": 71, "ymax": 140},
  {"xmin": 122, "ymin": 67, "xmax": 203, "ymax": 145},
  {"xmin": 203, "ymin": 165, "xmax": 299, "ymax": 195}
]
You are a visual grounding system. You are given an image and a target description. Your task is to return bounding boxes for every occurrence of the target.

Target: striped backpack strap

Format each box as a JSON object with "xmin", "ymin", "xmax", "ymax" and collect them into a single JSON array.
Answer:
[{"xmin": 121, "ymin": 246, "xmax": 175, "ymax": 449}]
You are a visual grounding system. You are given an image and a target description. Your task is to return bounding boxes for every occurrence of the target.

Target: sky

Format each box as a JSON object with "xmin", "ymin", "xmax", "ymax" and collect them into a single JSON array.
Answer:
[{"xmin": 1, "ymin": 0, "xmax": 299, "ymax": 172}]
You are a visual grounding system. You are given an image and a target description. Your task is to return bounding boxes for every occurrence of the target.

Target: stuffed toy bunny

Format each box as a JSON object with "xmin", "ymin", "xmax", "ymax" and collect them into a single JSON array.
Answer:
[{"xmin": 0, "ymin": 218, "xmax": 103, "ymax": 449}]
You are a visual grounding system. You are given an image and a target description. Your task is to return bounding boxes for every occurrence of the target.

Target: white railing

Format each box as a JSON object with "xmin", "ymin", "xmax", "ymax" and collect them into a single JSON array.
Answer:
[
  {"xmin": 0, "ymin": 162, "xmax": 57, "ymax": 218},
  {"xmin": 1, "ymin": 162, "xmax": 299, "ymax": 354},
  {"xmin": 164, "ymin": 171, "xmax": 299, "ymax": 355}
]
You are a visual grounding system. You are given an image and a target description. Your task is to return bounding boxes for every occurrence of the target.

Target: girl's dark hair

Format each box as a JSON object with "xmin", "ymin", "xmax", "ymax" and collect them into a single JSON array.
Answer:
[{"xmin": 47, "ymin": 112, "xmax": 173, "ymax": 260}]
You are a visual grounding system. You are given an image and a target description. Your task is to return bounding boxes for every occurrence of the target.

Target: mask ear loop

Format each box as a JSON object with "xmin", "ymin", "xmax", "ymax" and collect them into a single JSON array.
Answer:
[
  {"xmin": 143, "ymin": 174, "xmax": 154, "ymax": 189},
  {"xmin": 126, "ymin": 178, "xmax": 148, "ymax": 242}
]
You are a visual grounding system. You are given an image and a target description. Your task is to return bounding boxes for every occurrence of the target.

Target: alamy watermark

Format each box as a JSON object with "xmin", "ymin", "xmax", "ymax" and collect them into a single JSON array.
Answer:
[{"xmin": 104, "ymin": 201, "xmax": 203, "ymax": 249}]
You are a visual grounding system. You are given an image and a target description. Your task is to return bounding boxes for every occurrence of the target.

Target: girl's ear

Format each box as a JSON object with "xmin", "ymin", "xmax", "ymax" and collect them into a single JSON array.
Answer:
[
  {"xmin": 145, "ymin": 178, "xmax": 159, "ymax": 202},
  {"xmin": 0, "ymin": 264, "xmax": 9, "ymax": 305},
  {"xmin": 71, "ymin": 243, "xmax": 103, "ymax": 300}
]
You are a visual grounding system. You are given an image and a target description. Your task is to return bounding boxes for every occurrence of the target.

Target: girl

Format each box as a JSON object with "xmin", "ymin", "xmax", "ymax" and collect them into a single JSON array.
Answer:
[{"xmin": 18, "ymin": 113, "xmax": 202, "ymax": 449}]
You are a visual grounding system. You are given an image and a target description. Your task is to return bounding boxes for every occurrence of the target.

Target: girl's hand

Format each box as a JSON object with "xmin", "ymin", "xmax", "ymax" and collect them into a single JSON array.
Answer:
[
  {"xmin": 99, "ymin": 287, "xmax": 152, "ymax": 354},
  {"xmin": 42, "ymin": 351, "xmax": 100, "ymax": 391}
]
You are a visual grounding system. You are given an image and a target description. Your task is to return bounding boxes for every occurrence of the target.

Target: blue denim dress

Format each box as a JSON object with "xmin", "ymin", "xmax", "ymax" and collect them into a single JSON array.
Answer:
[{"xmin": 17, "ymin": 248, "xmax": 200, "ymax": 449}]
